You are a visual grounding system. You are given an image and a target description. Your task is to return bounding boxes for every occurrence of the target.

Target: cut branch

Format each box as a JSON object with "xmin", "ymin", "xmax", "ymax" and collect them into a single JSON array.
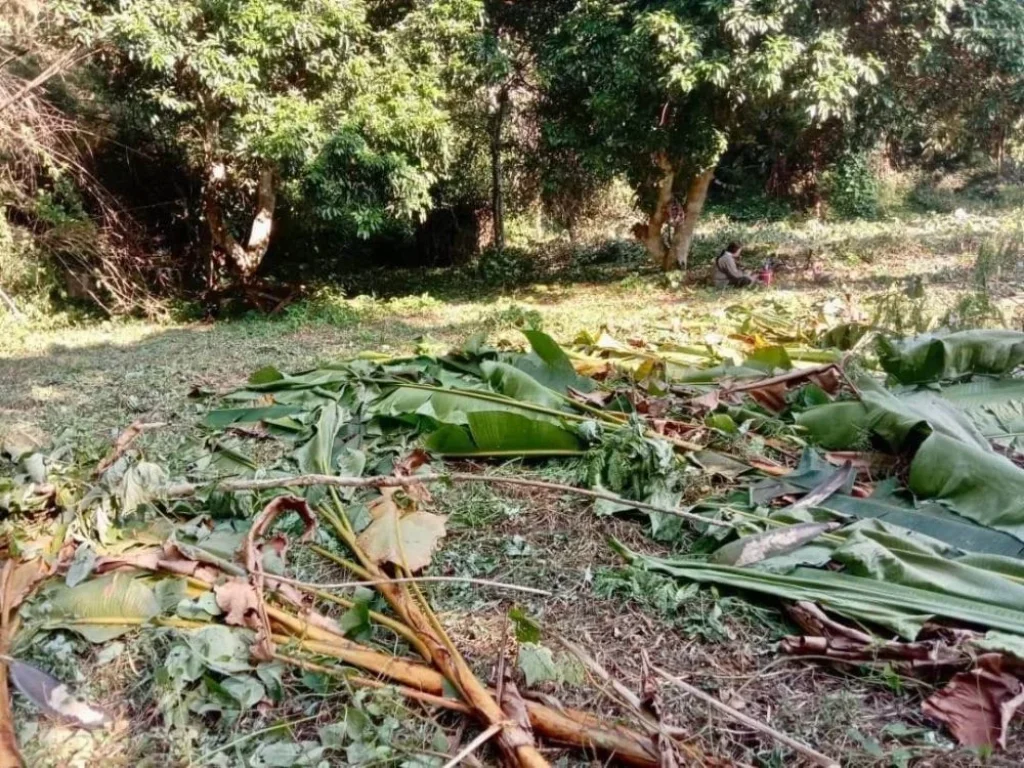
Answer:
[{"xmin": 162, "ymin": 472, "xmax": 732, "ymax": 529}]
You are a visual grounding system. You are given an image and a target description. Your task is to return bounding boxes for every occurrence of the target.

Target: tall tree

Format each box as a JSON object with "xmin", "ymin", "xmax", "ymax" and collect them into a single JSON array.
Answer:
[
  {"xmin": 56, "ymin": 0, "xmax": 455, "ymax": 285},
  {"xmin": 537, "ymin": 0, "xmax": 932, "ymax": 270}
]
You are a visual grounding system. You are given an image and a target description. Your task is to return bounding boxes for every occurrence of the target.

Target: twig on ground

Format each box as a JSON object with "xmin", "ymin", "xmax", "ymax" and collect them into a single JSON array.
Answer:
[
  {"xmin": 441, "ymin": 723, "xmax": 503, "ymax": 768},
  {"xmin": 163, "ymin": 471, "xmax": 734, "ymax": 529},
  {"xmin": 652, "ymin": 665, "xmax": 839, "ymax": 768},
  {"xmin": 95, "ymin": 420, "xmax": 166, "ymax": 476},
  {"xmin": 268, "ymin": 569, "xmax": 553, "ymax": 597}
]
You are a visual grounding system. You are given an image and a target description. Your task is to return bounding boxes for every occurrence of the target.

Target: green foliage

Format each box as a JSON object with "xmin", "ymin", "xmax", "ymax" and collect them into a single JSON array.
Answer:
[
  {"xmin": 54, "ymin": 0, "xmax": 463, "ymax": 272},
  {"xmin": 823, "ymin": 153, "xmax": 880, "ymax": 220},
  {"xmin": 539, "ymin": 0, "xmax": 885, "ymax": 214},
  {"xmin": 477, "ymin": 245, "xmax": 535, "ymax": 286}
]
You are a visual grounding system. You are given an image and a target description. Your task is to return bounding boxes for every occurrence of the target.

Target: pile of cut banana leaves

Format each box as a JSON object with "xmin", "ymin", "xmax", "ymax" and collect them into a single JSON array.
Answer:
[{"xmin": 5, "ymin": 326, "xmax": 1024, "ymax": 763}]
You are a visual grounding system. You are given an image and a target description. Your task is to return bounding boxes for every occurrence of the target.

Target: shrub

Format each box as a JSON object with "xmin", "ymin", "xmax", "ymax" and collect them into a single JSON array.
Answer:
[
  {"xmin": 477, "ymin": 246, "xmax": 536, "ymax": 287},
  {"xmin": 823, "ymin": 153, "xmax": 879, "ymax": 220}
]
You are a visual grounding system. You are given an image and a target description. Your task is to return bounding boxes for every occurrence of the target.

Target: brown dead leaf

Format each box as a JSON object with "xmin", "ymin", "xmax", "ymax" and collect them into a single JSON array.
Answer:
[
  {"xmin": 1, "ymin": 559, "xmax": 51, "ymax": 625},
  {"xmin": 241, "ymin": 496, "xmax": 317, "ymax": 663},
  {"xmin": 395, "ymin": 448, "xmax": 431, "ymax": 476},
  {"xmin": 94, "ymin": 549, "xmax": 163, "ymax": 574},
  {"xmin": 214, "ymin": 579, "xmax": 261, "ymax": 629},
  {"xmin": 745, "ymin": 382, "xmax": 788, "ymax": 413},
  {"xmin": 499, "ymin": 678, "xmax": 536, "ymax": 749},
  {"xmin": 95, "ymin": 421, "xmax": 165, "ymax": 476},
  {"xmin": 357, "ymin": 488, "xmax": 447, "ymax": 572},
  {"xmin": 567, "ymin": 387, "xmax": 613, "ymax": 408},
  {"xmin": 1, "ymin": 556, "xmax": 59, "ymax": 768},
  {"xmin": 395, "ymin": 450, "xmax": 432, "ymax": 503},
  {"xmin": 690, "ymin": 390, "xmax": 720, "ymax": 412},
  {"xmin": 922, "ymin": 654, "xmax": 1024, "ymax": 748}
]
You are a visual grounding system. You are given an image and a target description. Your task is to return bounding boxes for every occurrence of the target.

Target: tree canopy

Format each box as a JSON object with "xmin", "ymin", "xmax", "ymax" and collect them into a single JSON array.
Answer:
[{"xmin": 2, "ymin": 0, "xmax": 1023, "ymax": 295}]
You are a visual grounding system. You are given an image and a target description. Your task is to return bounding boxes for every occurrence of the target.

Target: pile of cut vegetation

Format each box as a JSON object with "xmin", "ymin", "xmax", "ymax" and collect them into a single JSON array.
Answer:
[{"xmin": 4, "ymin": 321, "xmax": 1024, "ymax": 765}]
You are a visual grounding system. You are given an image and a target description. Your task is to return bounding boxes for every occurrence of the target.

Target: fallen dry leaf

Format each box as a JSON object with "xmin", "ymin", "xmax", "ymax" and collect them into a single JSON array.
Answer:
[
  {"xmin": 922, "ymin": 654, "xmax": 1024, "ymax": 748},
  {"xmin": 214, "ymin": 579, "xmax": 261, "ymax": 628},
  {"xmin": 95, "ymin": 421, "xmax": 155, "ymax": 476},
  {"xmin": 356, "ymin": 488, "xmax": 447, "ymax": 572}
]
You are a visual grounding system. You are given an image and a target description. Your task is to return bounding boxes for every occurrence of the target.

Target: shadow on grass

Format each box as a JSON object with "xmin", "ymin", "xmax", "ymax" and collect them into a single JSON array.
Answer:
[{"xmin": 0, "ymin": 314, "xmax": 488, "ymax": 437}]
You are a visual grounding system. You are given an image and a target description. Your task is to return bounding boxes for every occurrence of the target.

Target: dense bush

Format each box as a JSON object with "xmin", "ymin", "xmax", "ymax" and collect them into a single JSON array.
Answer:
[{"xmin": 823, "ymin": 154, "xmax": 880, "ymax": 220}]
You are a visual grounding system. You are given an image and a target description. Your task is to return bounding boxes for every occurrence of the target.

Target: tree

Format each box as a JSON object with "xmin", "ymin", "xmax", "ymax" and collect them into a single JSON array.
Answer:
[
  {"xmin": 905, "ymin": 0, "xmax": 1024, "ymax": 172},
  {"xmin": 538, "ymin": 0, "xmax": 903, "ymax": 271},
  {"xmin": 55, "ymin": 0, "xmax": 455, "ymax": 285}
]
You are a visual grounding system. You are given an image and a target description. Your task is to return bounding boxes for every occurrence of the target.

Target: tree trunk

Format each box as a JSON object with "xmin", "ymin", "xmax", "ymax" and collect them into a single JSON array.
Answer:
[
  {"xmin": 667, "ymin": 167, "xmax": 715, "ymax": 271},
  {"xmin": 489, "ymin": 85, "xmax": 510, "ymax": 252},
  {"xmin": 642, "ymin": 156, "xmax": 676, "ymax": 268},
  {"xmin": 204, "ymin": 163, "xmax": 277, "ymax": 282}
]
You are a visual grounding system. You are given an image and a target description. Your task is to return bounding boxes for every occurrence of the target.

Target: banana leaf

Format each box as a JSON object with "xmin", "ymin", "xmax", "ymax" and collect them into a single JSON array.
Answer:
[
  {"xmin": 293, "ymin": 402, "xmax": 347, "ymax": 474},
  {"xmin": 909, "ymin": 433, "xmax": 1024, "ymax": 543},
  {"xmin": 38, "ymin": 574, "xmax": 161, "ymax": 642},
  {"xmin": 373, "ymin": 384, "xmax": 565, "ymax": 427},
  {"xmin": 481, "ymin": 361, "xmax": 567, "ymax": 409},
  {"xmin": 878, "ymin": 330, "xmax": 1024, "ymax": 385},
  {"xmin": 424, "ymin": 411, "xmax": 583, "ymax": 457},
  {"xmin": 937, "ymin": 378, "xmax": 1024, "ymax": 452},
  {"xmin": 515, "ymin": 330, "xmax": 596, "ymax": 394},
  {"xmin": 204, "ymin": 404, "xmax": 305, "ymax": 429},
  {"xmin": 795, "ymin": 379, "xmax": 991, "ymax": 454},
  {"xmin": 617, "ymin": 543, "xmax": 1024, "ymax": 639}
]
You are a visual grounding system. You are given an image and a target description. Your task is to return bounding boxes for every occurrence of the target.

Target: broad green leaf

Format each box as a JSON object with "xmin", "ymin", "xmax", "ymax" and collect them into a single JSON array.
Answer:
[
  {"xmin": 518, "ymin": 642, "xmax": 559, "ymax": 686},
  {"xmin": 375, "ymin": 384, "xmax": 563, "ymax": 426},
  {"xmin": 909, "ymin": 433, "xmax": 1024, "ymax": 543},
  {"xmin": 516, "ymin": 330, "xmax": 596, "ymax": 393},
  {"xmin": 817, "ymin": 491, "xmax": 1024, "ymax": 558},
  {"xmin": 744, "ymin": 345, "xmax": 793, "ymax": 372},
  {"xmin": 794, "ymin": 401, "xmax": 870, "ymax": 450},
  {"xmin": 710, "ymin": 522, "xmax": 839, "ymax": 567},
  {"xmin": 424, "ymin": 411, "xmax": 583, "ymax": 457},
  {"xmin": 878, "ymin": 330, "xmax": 1024, "ymax": 384},
  {"xmin": 833, "ymin": 531, "xmax": 1024, "ymax": 610},
  {"xmin": 706, "ymin": 413, "xmax": 738, "ymax": 434},
  {"xmin": 42, "ymin": 574, "xmax": 161, "ymax": 642},
  {"xmin": 203, "ymin": 404, "xmax": 304, "ymax": 429},
  {"xmin": 618, "ymin": 544, "xmax": 1024, "ymax": 639},
  {"xmin": 294, "ymin": 402, "xmax": 347, "ymax": 474},
  {"xmin": 509, "ymin": 606, "xmax": 542, "ymax": 643},
  {"xmin": 481, "ymin": 360, "xmax": 566, "ymax": 409},
  {"xmin": 248, "ymin": 366, "xmax": 285, "ymax": 385},
  {"xmin": 938, "ymin": 377, "xmax": 1024, "ymax": 451},
  {"xmin": 187, "ymin": 625, "xmax": 253, "ymax": 674},
  {"xmin": 221, "ymin": 675, "xmax": 266, "ymax": 709}
]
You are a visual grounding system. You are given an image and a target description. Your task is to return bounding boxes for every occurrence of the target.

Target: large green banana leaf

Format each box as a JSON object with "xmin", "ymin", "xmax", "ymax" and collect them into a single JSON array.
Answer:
[
  {"xmin": 373, "ymin": 384, "xmax": 566, "ymax": 427},
  {"xmin": 909, "ymin": 433, "xmax": 1024, "ymax": 542},
  {"xmin": 619, "ymin": 543, "xmax": 1024, "ymax": 639},
  {"xmin": 515, "ymin": 330, "xmax": 596, "ymax": 394},
  {"xmin": 878, "ymin": 330, "xmax": 1024, "ymax": 384},
  {"xmin": 937, "ymin": 377, "xmax": 1024, "ymax": 452},
  {"xmin": 424, "ymin": 412, "xmax": 583, "ymax": 457},
  {"xmin": 795, "ymin": 379, "xmax": 990, "ymax": 453}
]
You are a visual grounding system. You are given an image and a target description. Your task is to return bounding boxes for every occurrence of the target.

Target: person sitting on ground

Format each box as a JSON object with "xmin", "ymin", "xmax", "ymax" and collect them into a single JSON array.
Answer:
[{"xmin": 712, "ymin": 241, "xmax": 755, "ymax": 288}]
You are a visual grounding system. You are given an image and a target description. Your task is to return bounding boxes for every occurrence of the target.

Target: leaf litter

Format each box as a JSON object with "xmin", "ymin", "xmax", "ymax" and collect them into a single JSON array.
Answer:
[{"xmin": 6, "ymin": 323, "xmax": 1024, "ymax": 763}]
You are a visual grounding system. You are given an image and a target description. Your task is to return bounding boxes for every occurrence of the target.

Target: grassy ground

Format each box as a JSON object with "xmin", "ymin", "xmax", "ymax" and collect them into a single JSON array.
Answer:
[{"xmin": 3, "ymin": 201, "xmax": 1024, "ymax": 766}]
